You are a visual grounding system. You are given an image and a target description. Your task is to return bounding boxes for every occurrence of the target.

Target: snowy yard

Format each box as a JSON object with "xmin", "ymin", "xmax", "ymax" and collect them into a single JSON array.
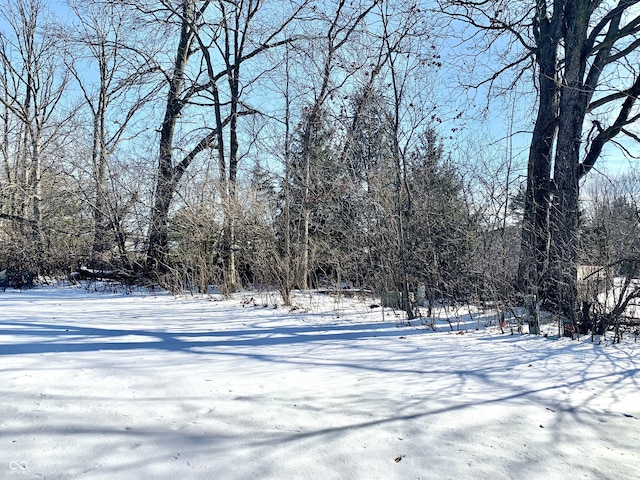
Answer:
[{"xmin": 1, "ymin": 287, "xmax": 639, "ymax": 480}]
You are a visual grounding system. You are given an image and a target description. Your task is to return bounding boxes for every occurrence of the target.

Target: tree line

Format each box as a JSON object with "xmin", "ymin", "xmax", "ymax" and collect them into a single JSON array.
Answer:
[{"xmin": 1, "ymin": 0, "xmax": 639, "ymax": 330}]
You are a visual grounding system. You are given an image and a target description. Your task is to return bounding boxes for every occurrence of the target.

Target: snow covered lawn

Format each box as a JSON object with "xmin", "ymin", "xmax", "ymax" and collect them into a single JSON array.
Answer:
[{"xmin": 1, "ymin": 287, "xmax": 639, "ymax": 480}]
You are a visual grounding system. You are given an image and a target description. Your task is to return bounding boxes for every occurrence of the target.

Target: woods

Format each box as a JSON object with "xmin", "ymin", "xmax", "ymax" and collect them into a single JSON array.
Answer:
[{"xmin": 1, "ymin": 0, "xmax": 639, "ymax": 328}]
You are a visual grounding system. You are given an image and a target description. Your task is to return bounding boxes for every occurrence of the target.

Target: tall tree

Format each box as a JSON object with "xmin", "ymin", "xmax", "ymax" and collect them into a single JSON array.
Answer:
[
  {"xmin": 517, "ymin": 0, "xmax": 562, "ymax": 298},
  {"xmin": 210, "ymin": 0, "xmax": 308, "ymax": 291},
  {"xmin": 440, "ymin": 0, "xmax": 640, "ymax": 321},
  {"xmin": 376, "ymin": 0, "xmax": 442, "ymax": 318},
  {"xmin": 120, "ymin": 0, "xmax": 304, "ymax": 287},
  {"xmin": 65, "ymin": 0, "xmax": 160, "ymax": 268},
  {"xmin": 548, "ymin": 0, "xmax": 640, "ymax": 322},
  {"xmin": 0, "ymin": 0, "xmax": 68, "ymax": 271},
  {"xmin": 142, "ymin": 0, "xmax": 207, "ymax": 277},
  {"xmin": 291, "ymin": 0, "xmax": 379, "ymax": 289}
]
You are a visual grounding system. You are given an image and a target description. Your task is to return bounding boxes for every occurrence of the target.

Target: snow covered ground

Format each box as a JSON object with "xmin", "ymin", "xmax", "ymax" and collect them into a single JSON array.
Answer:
[{"xmin": 1, "ymin": 286, "xmax": 639, "ymax": 480}]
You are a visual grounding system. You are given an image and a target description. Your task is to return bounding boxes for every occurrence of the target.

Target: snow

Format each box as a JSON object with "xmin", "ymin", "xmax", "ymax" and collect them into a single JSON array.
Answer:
[{"xmin": 1, "ymin": 286, "xmax": 639, "ymax": 480}]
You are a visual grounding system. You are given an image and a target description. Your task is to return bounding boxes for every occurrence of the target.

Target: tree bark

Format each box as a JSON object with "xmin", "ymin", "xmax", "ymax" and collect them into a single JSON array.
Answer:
[
  {"xmin": 145, "ymin": 0, "xmax": 194, "ymax": 275},
  {"xmin": 546, "ymin": 0, "xmax": 590, "ymax": 322},
  {"xmin": 517, "ymin": 0, "xmax": 561, "ymax": 297}
]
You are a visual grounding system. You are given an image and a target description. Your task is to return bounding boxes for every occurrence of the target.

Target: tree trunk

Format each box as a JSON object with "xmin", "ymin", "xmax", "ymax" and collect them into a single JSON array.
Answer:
[
  {"xmin": 517, "ymin": 1, "xmax": 560, "ymax": 297},
  {"xmin": 299, "ymin": 144, "xmax": 312, "ymax": 290},
  {"xmin": 223, "ymin": 59, "xmax": 240, "ymax": 292},
  {"xmin": 145, "ymin": 1, "xmax": 193, "ymax": 275},
  {"xmin": 546, "ymin": 0, "xmax": 590, "ymax": 323},
  {"xmin": 91, "ymin": 100, "xmax": 110, "ymax": 263}
]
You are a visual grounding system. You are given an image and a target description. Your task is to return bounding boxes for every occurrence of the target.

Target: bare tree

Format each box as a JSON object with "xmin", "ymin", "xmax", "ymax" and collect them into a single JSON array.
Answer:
[
  {"xmin": 112, "ymin": 0, "xmax": 304, "ymax": 290},
  {"xmin": 549, "ymin": 1, "xmax": 640, "ymax": 323},
  {"xmin": 289, "ymin": 0, "xmax": 379, "ymax": 290},
  {"xmin": 439, "ymin": 0, "xmax": 640, "ymax": 322},
  {"xmin": 64, "ymin": 0, "xmax": 161, "ymax": 269},
  {"xmin": 0, "ymin": 0, "xmax": 68, "ymax": 273},
  {"xmin": 207, "ymin": 0, "xmax": 309, "ymax": 292}
]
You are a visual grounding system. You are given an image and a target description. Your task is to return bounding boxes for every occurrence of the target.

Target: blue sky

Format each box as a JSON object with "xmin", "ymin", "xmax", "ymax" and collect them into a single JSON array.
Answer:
[{"xmin": 4, "ymin": 0, "xmax": 638, "ymax": 182}]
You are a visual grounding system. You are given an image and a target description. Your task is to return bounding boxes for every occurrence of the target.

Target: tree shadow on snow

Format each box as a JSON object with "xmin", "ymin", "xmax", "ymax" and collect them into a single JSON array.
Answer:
[{"xmin": 0, "ymin": 317, "xmax": 423, "ymax": 357}]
